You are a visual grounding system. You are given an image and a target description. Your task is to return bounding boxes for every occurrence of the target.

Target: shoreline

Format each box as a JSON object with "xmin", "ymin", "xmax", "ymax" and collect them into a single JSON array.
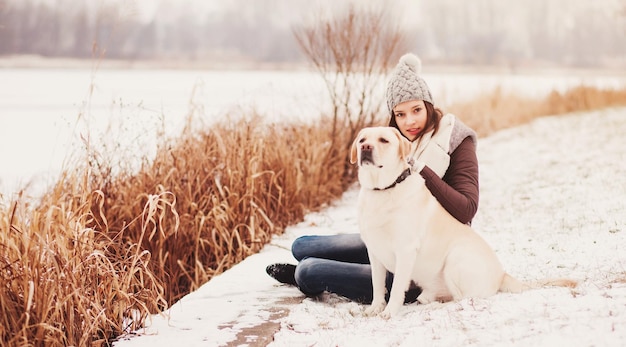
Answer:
[{"xmin": 1, "ymin": 54, "xmax": 625, "ymax": 76}]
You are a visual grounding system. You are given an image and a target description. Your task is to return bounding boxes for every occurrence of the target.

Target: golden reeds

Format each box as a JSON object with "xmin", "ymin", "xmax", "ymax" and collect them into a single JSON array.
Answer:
[
  {"xmin": 90, "ymin": 114, "xmax": 354, "ymax": 307},
  {"xmin": 449, "ymin": 85, "xmax": 626, "ymax": 137},
  {"xmin": 1, "ymin": 85, "xmax": 625, "ymax": 345},
  {"xmin": 1, "ymin": 171, "xmax": 167, "ymax": 346}
]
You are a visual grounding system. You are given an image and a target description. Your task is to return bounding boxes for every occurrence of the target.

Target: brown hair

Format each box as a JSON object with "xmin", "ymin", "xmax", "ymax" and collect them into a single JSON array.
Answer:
[{"xmin": 388, "ymin": 101, "xmax": 443, "ymax": 140}]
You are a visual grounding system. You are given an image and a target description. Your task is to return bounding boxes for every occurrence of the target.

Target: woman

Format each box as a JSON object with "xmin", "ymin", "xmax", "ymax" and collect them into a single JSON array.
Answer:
[{"xmin": 265, "ymin": 53, "xmax": 479, "ymax": 304}]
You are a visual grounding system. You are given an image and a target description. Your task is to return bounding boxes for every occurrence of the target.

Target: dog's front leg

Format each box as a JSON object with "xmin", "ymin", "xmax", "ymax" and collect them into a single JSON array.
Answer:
[
  {"xmin": 364, "ymin": 255, "xmax": 387, "ymax": 316},
  {"xmin": 380, "ymin": 250, "xmax": 416, "ymax": 319}
]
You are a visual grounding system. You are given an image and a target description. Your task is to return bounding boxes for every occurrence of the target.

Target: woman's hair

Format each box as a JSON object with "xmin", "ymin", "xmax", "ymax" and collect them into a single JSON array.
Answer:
[{"xmin": 388, "ymin": 101, "xmax": 443, "ymax": 140}]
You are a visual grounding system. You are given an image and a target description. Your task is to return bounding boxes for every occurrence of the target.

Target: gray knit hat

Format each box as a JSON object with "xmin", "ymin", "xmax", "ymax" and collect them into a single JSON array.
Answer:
[{"xmin": 386, "ymin": 53, "xmax": 433, "ymax": 114}]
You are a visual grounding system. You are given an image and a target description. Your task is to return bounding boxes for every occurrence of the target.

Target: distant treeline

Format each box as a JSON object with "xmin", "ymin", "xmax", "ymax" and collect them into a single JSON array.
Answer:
[
  {"xmin": 0, "ymin": 0, "xmax": 624, "ymax": 68},
  {"xmin": 0, "ymin": 0, "xmax": 301, "ymax": 62}
]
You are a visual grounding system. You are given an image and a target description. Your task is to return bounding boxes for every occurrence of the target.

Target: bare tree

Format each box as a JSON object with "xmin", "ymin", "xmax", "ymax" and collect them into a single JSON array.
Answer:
[{"xmin": 292, "ymin": 3, "xmax": 410, "ymax": 145}]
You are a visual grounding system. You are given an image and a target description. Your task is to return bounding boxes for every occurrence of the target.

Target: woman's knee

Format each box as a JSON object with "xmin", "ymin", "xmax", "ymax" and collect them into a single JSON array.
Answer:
[
  {"xmin": 291, "ymin": 235, "xmax": 310, "ymax": 261},
  {"xmin": 294, "ymin": 257, "xmax": 323, "ymax": 295},
  {"xmin": 291, "ymin": 234, "xmax": 367, "ymax": 263},
  {"xmin": 294, "ymin": 257, "xmax": 317, "ymax": 284}
]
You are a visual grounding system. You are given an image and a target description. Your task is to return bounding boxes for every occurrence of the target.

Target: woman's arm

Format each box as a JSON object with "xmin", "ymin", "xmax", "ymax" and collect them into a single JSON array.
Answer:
[{"xmin": 419, "ymin": 137, "xmax": 479, "ymax": 224}]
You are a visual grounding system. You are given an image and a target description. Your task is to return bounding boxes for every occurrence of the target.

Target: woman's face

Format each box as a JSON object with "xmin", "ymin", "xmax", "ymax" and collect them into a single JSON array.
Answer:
[{"xmin": 393, "ymin": 99, "xmax": 427, "ymax": 142}]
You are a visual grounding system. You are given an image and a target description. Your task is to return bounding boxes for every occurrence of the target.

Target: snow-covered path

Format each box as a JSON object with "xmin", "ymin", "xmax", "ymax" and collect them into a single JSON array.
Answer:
[{"xmin": 115, "ymin": 107, "xmax": 626, "ymax": 347}]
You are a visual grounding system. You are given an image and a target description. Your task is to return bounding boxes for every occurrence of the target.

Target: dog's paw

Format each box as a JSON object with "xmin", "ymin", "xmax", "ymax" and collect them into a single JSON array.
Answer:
[
  {"xmin": 378, "ymin": 309, "xmax": 393, "ymax": 320},
  {"xmin": 417, "ymin": 297, "xmax": 431, "ymax": 305},
  {"xmin": 416, "ymin": 292, "xmax": 436, "ymax": 305},
  {"xmin": 379, "ymin": 303, "xmax": 401, "ymax": 319},
  {"xmin": 364, "ymin": 302, "xmax": 386, "ymax": 317}
]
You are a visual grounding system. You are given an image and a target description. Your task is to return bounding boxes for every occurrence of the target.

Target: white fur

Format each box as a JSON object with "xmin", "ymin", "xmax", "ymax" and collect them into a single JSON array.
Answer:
[{"xmin": 350, "ymin": 127, "xmax": 575, "ymax": 319}]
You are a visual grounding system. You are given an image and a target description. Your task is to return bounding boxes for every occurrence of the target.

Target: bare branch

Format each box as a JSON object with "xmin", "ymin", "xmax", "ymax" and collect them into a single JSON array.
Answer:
[{"xmin": 293, "ymin": 3, "xmax": 410, "ymax": 143}]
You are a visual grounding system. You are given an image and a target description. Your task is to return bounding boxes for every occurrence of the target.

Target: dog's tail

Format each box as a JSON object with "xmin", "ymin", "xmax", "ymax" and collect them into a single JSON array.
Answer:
[{"xmin": 499, "ymin": 273, "xmax": 577, "ymax": 293}]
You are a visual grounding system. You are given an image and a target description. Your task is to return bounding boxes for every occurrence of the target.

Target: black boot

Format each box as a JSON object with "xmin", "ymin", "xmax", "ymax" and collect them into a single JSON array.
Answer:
[{"xmin": 266, "ymin": 263, "xmax": 297, "ymax": 286}]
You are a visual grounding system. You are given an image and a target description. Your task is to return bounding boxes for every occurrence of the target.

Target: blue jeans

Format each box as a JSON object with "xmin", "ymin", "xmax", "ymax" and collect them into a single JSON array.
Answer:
[{"xmin": 292, "ymin": 234, "xmax": 419, "ymax": 304}]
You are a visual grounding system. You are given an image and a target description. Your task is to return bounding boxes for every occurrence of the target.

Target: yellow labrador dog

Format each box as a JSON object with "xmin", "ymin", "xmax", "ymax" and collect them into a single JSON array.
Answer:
[{"xmin": 350, "ymin": 126, "xmax": 576, "ymax": 319}]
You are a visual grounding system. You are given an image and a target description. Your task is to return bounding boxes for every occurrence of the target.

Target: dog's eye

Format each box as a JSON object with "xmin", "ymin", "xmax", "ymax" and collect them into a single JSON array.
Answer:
[
  {"xmin": 359, "ymin": 138, "xmax": 366, "ymax": 143},
  {"xmin": 379, "ymin": 137, "xmax": 389, "ymax": 144}
]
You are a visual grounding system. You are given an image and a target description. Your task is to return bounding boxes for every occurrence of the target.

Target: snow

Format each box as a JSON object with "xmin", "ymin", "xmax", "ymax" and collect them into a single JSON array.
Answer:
[{"xmin": 114, "ymin": 106, "xmax": 626, "ymax": 347}]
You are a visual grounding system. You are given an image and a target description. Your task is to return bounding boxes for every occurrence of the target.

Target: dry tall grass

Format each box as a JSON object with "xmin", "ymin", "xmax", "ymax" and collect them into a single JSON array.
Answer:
[
  {"xmin": 1, "ymin": 172, "xmax": 166, "ymax": 346},
  {"xmin": 449, "ymin": 85, "xmax": 626, "ymax": 136},
  {"xmin": 1, "ymin": 85, "xmax": 625, "ymax": 346},
  {"xmin": 0, "ymin": 111, "xmax": 354, "ymax": 346},
  {"xmin": 90, "ymin": 115, "xmax": 353, "ymax": 306}
]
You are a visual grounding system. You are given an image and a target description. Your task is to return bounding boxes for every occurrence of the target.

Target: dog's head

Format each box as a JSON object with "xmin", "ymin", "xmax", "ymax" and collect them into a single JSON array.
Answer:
[{"xmin": 350, "ymin": 127, "xmax": 411, "ymax": 189}]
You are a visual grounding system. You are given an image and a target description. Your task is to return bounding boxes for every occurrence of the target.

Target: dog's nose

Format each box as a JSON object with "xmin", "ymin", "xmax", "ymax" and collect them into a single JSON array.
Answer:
[{"xmin": 360, "ymin": 144, "xmax": 374, "ymax": 165}]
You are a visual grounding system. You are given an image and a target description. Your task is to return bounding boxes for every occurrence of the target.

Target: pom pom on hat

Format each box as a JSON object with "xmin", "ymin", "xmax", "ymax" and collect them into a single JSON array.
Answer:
[
  {"xmin": 386, "ymin": 53, "xmax": 433, "ymax": 114},
  {"xmin": 399, "ymin": 53, "xmax": 422, "ymax": 74}
]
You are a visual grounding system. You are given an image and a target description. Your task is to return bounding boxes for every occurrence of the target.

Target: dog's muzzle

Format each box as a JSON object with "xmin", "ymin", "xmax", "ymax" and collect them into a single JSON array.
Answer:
[{"xmin": 360, "ymin": 145, "xmax": 375, "ymax": 165}]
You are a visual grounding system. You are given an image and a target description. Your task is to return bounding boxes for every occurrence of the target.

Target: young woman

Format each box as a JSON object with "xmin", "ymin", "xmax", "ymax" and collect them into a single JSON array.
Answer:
[{"xmin": 266, "ymin": 53, "xmax": 479, "ymax": 304}]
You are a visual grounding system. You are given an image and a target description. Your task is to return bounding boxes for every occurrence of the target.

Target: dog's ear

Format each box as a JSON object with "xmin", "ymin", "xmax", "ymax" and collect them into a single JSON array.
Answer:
[
  {"xmin": 392, "ymin": 128, "xmax": 411, "ymax": 159},
  {"xmin": 350, "ymin": 131, "xmax": 360, "ymax": 164}
]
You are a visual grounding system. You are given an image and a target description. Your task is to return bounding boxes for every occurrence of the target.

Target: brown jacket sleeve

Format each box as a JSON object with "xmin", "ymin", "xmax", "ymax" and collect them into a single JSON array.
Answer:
[{"xmin": 419, "ymin": 137, "xmax": 479, "ymax": 224}]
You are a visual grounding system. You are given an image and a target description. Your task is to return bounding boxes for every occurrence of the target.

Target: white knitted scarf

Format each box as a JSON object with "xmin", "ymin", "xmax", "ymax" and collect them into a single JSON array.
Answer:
[{"xmin": 409, "ymin": 114, "xmax": 477, "ymax": 178}]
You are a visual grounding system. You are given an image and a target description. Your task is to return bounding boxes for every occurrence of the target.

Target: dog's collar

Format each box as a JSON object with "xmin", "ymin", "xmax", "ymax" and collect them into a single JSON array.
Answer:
[{"xmin": 373, "ymin": 168, "xmax": 412, "ymax": 191}]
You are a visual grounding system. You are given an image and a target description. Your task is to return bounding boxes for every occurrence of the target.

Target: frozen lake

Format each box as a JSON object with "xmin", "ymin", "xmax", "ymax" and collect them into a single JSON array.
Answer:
[{"xmin": 1, "ymin": 67, "xmax": 624, "ymax": 199}]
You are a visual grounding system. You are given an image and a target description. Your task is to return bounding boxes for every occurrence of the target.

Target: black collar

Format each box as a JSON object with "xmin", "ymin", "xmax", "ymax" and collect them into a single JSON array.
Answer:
[{"xmin": 373, "ymin": 168, "xmax": 412, "ymax": 191}]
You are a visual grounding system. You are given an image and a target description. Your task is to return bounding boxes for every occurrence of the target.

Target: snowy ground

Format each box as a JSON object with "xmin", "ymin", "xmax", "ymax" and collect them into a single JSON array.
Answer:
[{"xmin": 114, "ymin": 107, "xmax": 626, "ymax": 347}]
